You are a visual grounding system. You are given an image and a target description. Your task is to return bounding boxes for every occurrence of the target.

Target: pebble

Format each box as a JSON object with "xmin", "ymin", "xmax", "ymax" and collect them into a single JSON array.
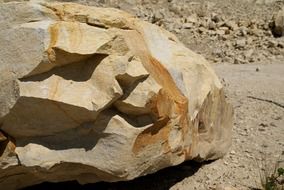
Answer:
[
  {"xmin": 258, "ymin": 128, "xmax": 265, "ymax": 132},
  {"xmin": 259, "ymin": 123, "xmax": 268, "ymax": 127},
  {"xmin": 225, "ymin": 20, "xmax": 238, "ymax": 31},
  {"xmin": 211, "ymin": 13, "xmax": 222, "ymax": 23},
  {"xmin": 208, "ymin": 21, "xmax": 217, "ymax": 30},
  {"xmin": 186, "ymin": 15, "xmax": 198, "ymax": 24},
  {"xmin": 216, "ymin": 29, "xmax": 226, "ymax": 35},
  {"xmin": 235, "ymin": 39, "xmax": 246, "ymax": 49},
  {"xmin": 267, "ymin": 39, "xmax": 278, "ymax": 48},
  {"xmin": 239, "ymin": 26, "xmax": 248, "ymax": 36},
  {"xmin": 270, "ymin": 122, "xmax": 277, "ymax": 127},
  {"xmin": 234, "ymin": 57, "xmax": 246, "ymax": 64},
  {"xmin": 183, "ymin": 23, "xmax": 194, "ymax": 29},
  {"xmin": 244, "ymin": 49, "xmax": 254, "ymax": 58}
]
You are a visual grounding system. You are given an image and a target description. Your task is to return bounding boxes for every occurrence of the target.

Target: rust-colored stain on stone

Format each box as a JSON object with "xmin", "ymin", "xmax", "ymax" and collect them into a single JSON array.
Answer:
[
  {"xmin": 124, "ymin": 30, "xmax": 191, "ymax": 156},
  {"xmin": 132, "ymin": 116, "xmax": 171, "ymax": 155},
  {"xmin": 47, "ymin": 23, "xmax": 59, "ymax": 63}
]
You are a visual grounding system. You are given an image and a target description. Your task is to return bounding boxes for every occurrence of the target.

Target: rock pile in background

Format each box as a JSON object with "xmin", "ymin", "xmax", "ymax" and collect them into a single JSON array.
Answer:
[{"xmin": 57, "ymin": 0, "xmax": 284, "ymax": 64}]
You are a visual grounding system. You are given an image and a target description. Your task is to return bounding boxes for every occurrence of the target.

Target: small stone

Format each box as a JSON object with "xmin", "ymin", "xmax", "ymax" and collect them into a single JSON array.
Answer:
[
  {"xmin": 212, "ymin": 49, "xmax": 224, "ymax": 58},
  {"xmin": 208, "ymin": 21, "xmax": 216, "ymax": 30},
  {"xmin": 256, "ymin": 67, "xmax": 260, "ymax": 72},
  {"xmin": 239, "ymin": 26, "xmax": 248, "ymax": 36},
  {"xmin": 223, "ymin": 43, "xmax": 230, "ymax": 50},
  {"xmin": 219, "ymin": 26, "xmax": 230, "ymax": 34},
  {"xmin": 258, "ymin": 127, "xmax": 266, "ymax": 132},
  {"xmin": 208, "ymin": 30, "xmax": 217, "ymax": 36},
  {"xmin": 246, "ymin": 153, "xmax": 253, "ymax": 158},
  {"xmin": 235, "ymin": 39, "xmax": 246, "ymax": 49},
  {"xmin": 216, "ymin": 29, "xmax": 226, "ymax": 36},
  {"xmin": 270, "ymin": 122, "xmax": 277, "ymax": 127},
  {"xmin": 247, "ymin": 37, "xmax": 253, "ymax": 44},
  {"xmin": 238, "ymin": 20, "xmax": 250, "ymax": 27},
  {"xmin": 245, "ymin": 49, "xmax": 254, "ymax": 57},
  {"xmin": 211, "ymin": 12, "xmax": 221, "ymax": 23},
  {"xmin": 225, "ymin": 20, "xmax": 238, "ymax": 31},
  {"xmin": 217, "ymin": 21, "xmax": 225, "ymax": 27},
  {"xmin": 198, "ymin": 27, "xmax": 207, "ymax": 34},
  {"xmin": 278, "ymin": 42, "xmax": 284, "ymax": 48},
  {"xmin": 200, "ymin": 20, "xmax": 208, "ymax": 28},
  {"xmin": 267, "ymin": 39, "xmax": 278, "ymax": 48},
  {"xmin": 234, "ymin": 57, "xmax": 246, "ymax": 64},
  {"xmin": 151, "ymin": 12, "xmax": 164, "ymax": 23},
  {"xmin": 259, "ymin": 123, "xmax": 268, "ymax": 127},
  {"xmin": 244, "ymin": 149, "xmax": 251, "ymax": 153},
  {"xmin": 222, "ymin": 56, "xmax": 233, "ymax": 63},
  {"xmin": 250, "ymin": 28, "xmax": 263, "ymax": 37},
  {"xmin": 186, "ymin": 14, "xmax": 198, "ymax": 24},
  {"xmin": 173, "ymin": 28, "xmax": 181, "ymax": 33},
  {"xmin": 183, "ymin": 23, "xmax": 194, "ymax": 29}
]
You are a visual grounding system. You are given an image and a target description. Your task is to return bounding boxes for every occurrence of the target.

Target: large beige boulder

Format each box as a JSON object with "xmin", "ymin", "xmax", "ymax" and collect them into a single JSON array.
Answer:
[{"xmin": 0, "ymin": 1, "xmax": 233, "ymax": 189}]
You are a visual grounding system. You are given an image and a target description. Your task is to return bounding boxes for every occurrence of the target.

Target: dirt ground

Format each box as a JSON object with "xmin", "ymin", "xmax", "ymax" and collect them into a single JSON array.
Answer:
[{"xmin": 4, "ymin": 0, "xmax": 282, "ymax": 189}]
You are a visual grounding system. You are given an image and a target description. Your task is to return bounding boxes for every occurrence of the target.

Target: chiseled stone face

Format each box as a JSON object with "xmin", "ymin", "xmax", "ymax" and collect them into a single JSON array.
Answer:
[{"xmin": 0, "ymin": 1, "xmax": 233, "ymax": 189}]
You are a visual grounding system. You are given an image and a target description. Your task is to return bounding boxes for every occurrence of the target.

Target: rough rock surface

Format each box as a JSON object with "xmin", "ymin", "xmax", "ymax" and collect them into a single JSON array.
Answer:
[{"xmin": 0, "ymin": 1, "xmax": 232, "ymax": 189}]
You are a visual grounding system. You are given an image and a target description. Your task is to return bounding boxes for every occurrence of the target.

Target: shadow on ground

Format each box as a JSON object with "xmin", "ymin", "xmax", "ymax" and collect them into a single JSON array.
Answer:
[{"xmin": 23, "ymin": 161, "xmax": 206, "ymax": 190}]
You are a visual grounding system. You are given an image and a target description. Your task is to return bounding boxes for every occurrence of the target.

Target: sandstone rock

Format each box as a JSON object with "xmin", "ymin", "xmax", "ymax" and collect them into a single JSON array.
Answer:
[
  {"xmin": 198, "ymin": 27, "xmax": 207, "ymax": 34},
  {"xmin": 183, "ymin": 22, "xmax": 194, "ymax": 29},
  {"xmin": 234, "ymin": 57, "xmax": 247, "ymax": 64},
  {"xmin": 238, "ymin": 26, "xmax": 248, "ymax": 36},
  {"xmin": 224, "ymin": 20, "xmax": 238, "ymax": 31},
  {"xmin": 278, "ymin": 41, "xmax": 284, "ymax": 48},
  {"xmin": 235, "ymin": 39, "xmax": 247, "ymax": 49},
  {"xmin": 186, "ymin": 14, "xmax": 198, "ymax": 24},
  {"xmin": 211, "ymin": 12, "xmax": 222, "ymax": 23},
  {"xmin": 0, "ymin": 1, "xmax": 233, "ymax": 189},
  {"xmin": 244, "ymin": 49, "xmax": 255, "ymax": 62},
  {"xmin": 216, "ymin": 29, "xmax": 226, "ymax": 36},
  {"xmin": 208, "ymin": 21, "xmax": 217, "ymax": 30},
  {"xmin": 219, "ymin": 26, "xmax": 231, "ymax": 35},
  {"xmin": 267, "ymin": 39, "xmax": 278, "ymax": 48}
]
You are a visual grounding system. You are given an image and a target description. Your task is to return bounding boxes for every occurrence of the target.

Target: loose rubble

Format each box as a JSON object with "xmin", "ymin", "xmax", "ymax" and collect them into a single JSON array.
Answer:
[{"xmin": 69, "ymin": 0, "xmax": 284, "ymax": 65}]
